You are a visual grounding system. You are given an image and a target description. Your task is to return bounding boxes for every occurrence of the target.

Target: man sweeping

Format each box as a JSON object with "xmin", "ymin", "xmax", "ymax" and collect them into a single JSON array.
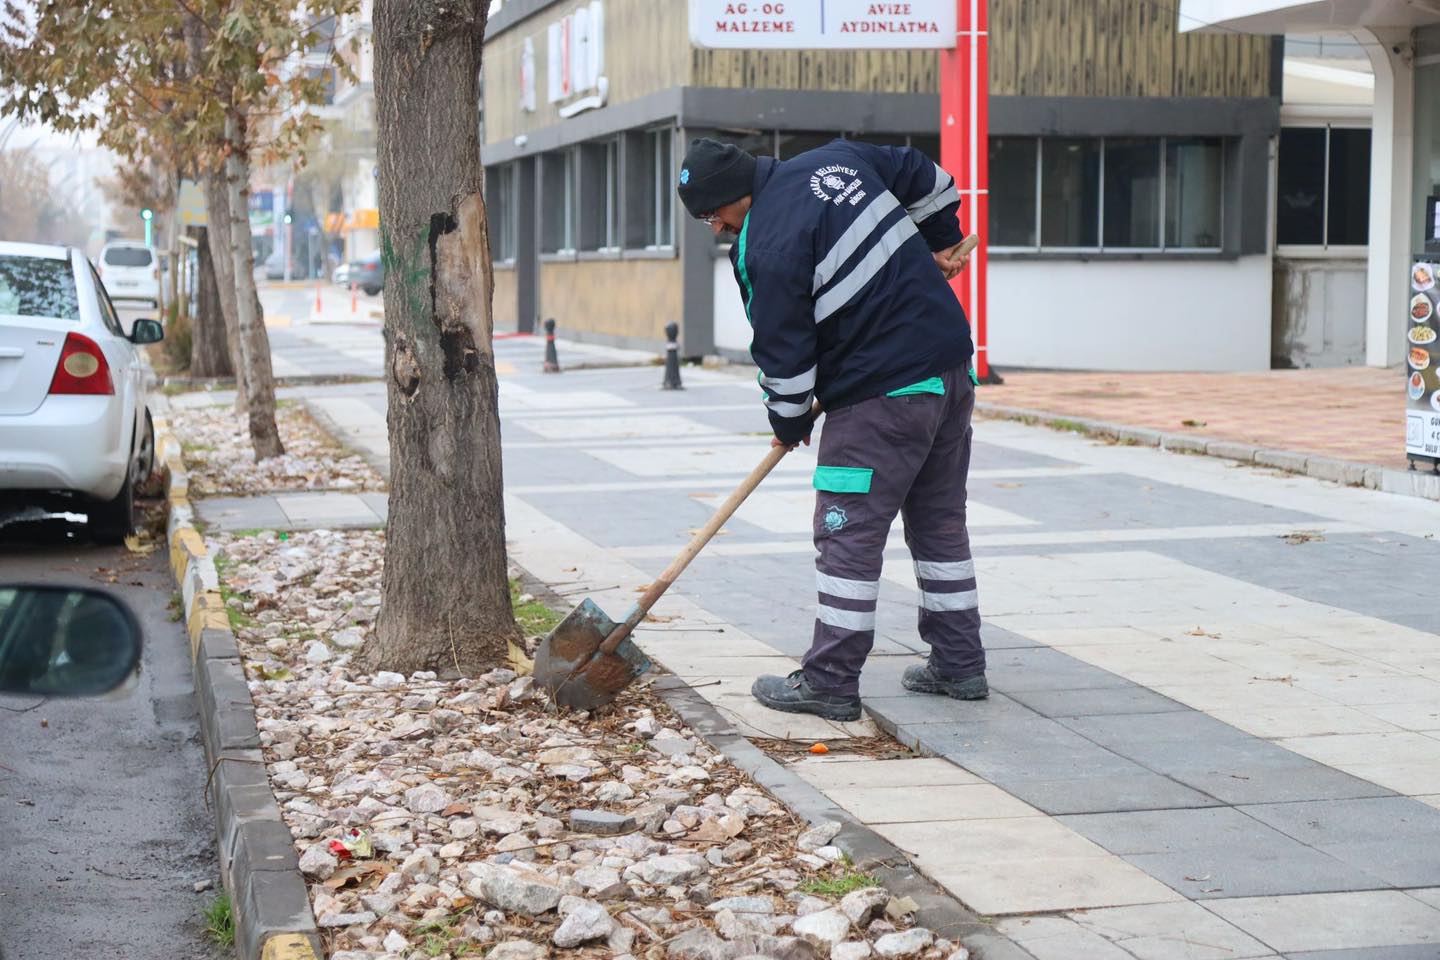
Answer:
[{"xmin": 677, "ymin": 137, "xmax": 984, "ymax": 722}]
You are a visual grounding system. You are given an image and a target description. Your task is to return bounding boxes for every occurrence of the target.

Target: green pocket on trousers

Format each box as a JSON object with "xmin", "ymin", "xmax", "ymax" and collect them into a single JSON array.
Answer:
[{"xmin": 813, "ymin": 465, "xmax": 873, "ymax": 494}]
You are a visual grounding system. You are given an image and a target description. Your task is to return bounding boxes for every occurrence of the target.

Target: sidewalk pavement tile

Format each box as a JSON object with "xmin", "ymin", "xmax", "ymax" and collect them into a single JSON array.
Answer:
[
  {"xmin": 1002, "ymin": 686, "xmax": 1190, "ymax": 719},
  {"xmin": 275, "ymin": 493, "xmax": 383, "ymax": 527},
  {"xmin": 789, "ymin": 757, "xmax": 983, "ymax": 790},
  {"xmin": 879, "ymin": 821, "xmax": 1181, "ymax": 914},
  {"xmin": 1201, "ymin": 890, "xmax": 1440, "ymax": 952},
  {"xmin": 824, "ymin": 782, "xmax": 1043, "ymax": 823},
  {"xmin": 1067, "ymin": 901, "xmax": 1275, "ymax": 960},
  {"xmin": 1408, "ymin": 888, "xmax": 1440, "ymax": 910},
  {"xmin": 997, "ymin": 774, "xmax": 1222, "ymax": 816},
  {"xmin": 698, "ymin": 685, "xmax": 877, "ymax": 741},
  {"xmin": 996, "ymin": 917, "xmax": 1138, "ymax": 960},
  {"xmin": 1419, "ymin": 795, "xmax": 1440, "ymax": 811},
  {"xmin": 359, "ymin": 493, "xmax": 389, "ymax": 518},
  {"xmin": 984, "ymin": 647, "xmax": 1138, "ymax": 691},
  {"xmin": 1285, "ymin": 947, "xmax": 1440, "ymax": 960},
  {"xmin": 1277, "ymin": 732, "xmax": 1440, "ymax": 769},
  {"xmin": 1290, "ymin": 676, "xmax": 1440, "ymax": 707},
  {"xmin": 1196, "ymin": 703, "xmax": 1403, "ymax": 740},
  {"xmin": 194, "ymin": 496, "xmax": 291, "ymax": 532},
  {"xmin": 1339, "ymin": 760, "xmax": 1440, "ymax": 796},
  {"xmin": 918, "ymin": 719, "xmax": 1159, "ymax": 785}
]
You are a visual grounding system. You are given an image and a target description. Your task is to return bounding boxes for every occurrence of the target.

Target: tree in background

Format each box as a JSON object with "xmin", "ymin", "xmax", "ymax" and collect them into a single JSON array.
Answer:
[
  {"xmin": 293, "ymin": 119, "xmax": 374, "ymax": 280},
  {"xmin": 0, "ymin": 149, "xmax": 88, "ymax": 248},
  {"xmin": 359, "ymin": 0, "xmax": 521, "ymax": 675},
  {"xmin": 0, "ymin": 0, "xmax": 358, "ymax": 460}
]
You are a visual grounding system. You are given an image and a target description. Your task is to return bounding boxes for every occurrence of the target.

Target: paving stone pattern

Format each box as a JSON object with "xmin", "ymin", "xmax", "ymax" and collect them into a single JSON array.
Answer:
[{"xmin": 262, "ymin": 337, "xmax": 1440, "ymax": 958}]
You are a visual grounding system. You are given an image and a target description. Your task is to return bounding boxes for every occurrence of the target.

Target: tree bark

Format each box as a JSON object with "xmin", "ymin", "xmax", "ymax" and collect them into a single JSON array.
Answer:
[
  {"xmin": 223, "ymin": 108, "xmax": 284, "ymax": 460},
  {"xmin": 360, "ymin": 0, "xmax": 520, "ymax": 676},
  {"xmin": 200, "ymin": 170, "xmax": 248, "ymax": 410},
  {"xmin": 189, "ymin": 225, "xmax": 234, "ymax": 378}
]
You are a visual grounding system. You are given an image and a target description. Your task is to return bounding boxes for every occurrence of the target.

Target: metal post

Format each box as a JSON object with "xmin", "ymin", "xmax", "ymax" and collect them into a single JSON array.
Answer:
[
  {"xmin": 943, "ymin": 0, "xmax": 999, "ymax": 384},
  {"xmin": 543, "ymin": 317, "xmax": 561, "ymax": 373},
  {"xmin": 662, "ymin": 321, "xmax": 684, "ymax": 389}
]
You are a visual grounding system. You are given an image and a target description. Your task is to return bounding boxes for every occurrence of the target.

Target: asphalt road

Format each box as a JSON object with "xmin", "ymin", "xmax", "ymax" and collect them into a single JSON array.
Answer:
[{"xmin": 0, "ymin": 516, "xmax": 226, "ymax": 959}]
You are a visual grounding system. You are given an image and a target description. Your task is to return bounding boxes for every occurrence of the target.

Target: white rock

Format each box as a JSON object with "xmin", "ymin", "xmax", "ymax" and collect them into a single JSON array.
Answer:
[
  {"xmin": 833, "ymin": 942, "xmax": 874, "ymax": 960},
  {"xmin": 596, "ymin": 781, "xmax": 636, "ymax": 803},
  {"xmin": 573, "ymin": 865, "xmax": 626, "ymax": 899},
  {"xmin": 465, "ymin": 862, "xmax": 563, "ymax": 916},
  {"xmin": 298, "ymin": 842, "xmax": 338, "ymax": 879},
  {"xmin": 437, "ymin": 841, "xmax": 466, "ymax": 858},
  {"xmin": 372, "ymin": 671, "xmax": 406, "ymax": 689},
  {"xmin": 840, "ymin": 886, "xmax": 890, "ymax": 926},
  {"xmin": 317, "ymin": 911, "xmax": 377, "ymax": 928},
  {"xmin": 634, "ymin": 716, "xmax": 659, "ymax": 738},
  {"xmin": 707, "ymin": 896, "xmax": 775, "ymax": 915},
  {"xmin": 381, "ymin": 930, "xmax": 408, "ymax": 954},
  {"xmin": 403, "ymin": 783, "xmax": 451, "ymax": 814},
  {"xmin": 796, "ymin": 820, "xmax": 841, "ymax": 852},
  {"xmin": 332, "ymin": 628, "xmax": 365, "ymax": 649},
  {"xmin": 946, "ymin": 949, "xmax": 971, "ymax": 960},
  {"xmin": 450, "ymin": 817, "xmax": 479, "ymax": 839},
  {"xmin": 400, "ymin": 850, "xmax": 439, "ymax": 880},
  {"xmin": 815, "ymin": 845, "xmax": 845, "ymax": 862},
  {"xmin": 552, "ymin": 898, "xmax": 614, "ymax": 948},
  {"xmin": 304, "ymin": 640, "xmax": 333, "ymax": 664},
  {"xmin": 538, "ymin": 746, "xmax": 595, "ymax": 765},
  {"xmin": 873, "ymin": 929, "xmax": 934, "ymax": 958},
  {"xmin": 791, "ymin": 907, "xmax": 852, "ymax": 949},
  {"xmin": 668, "ymin": 765, "xmax": 711, "ymax": 785},
  {"xmin": 624, "ymin": 853, "xmax": 708, "ymax": 886}
]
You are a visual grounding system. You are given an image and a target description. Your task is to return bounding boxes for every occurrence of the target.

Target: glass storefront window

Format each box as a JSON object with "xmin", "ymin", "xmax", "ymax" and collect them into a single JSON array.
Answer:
[
  {"xmin": 1104, "ymin": 139, "xmax": 1162, "ymax": 249},
  {"xmin": 1041, "ymin": 139, "xmax": 1101, "ymax": 248}
]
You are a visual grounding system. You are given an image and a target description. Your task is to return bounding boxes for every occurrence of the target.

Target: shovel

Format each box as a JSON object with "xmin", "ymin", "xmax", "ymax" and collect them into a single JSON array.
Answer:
[{"xmin": 534, "ymin": 440, "xmax": 795, "ymax": 710}]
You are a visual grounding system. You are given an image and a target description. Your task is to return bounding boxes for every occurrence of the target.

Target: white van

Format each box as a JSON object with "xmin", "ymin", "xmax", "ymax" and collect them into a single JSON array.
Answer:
[{"xmin": 97, "ymin": 240, "xmax": 160, "ymax": 320}]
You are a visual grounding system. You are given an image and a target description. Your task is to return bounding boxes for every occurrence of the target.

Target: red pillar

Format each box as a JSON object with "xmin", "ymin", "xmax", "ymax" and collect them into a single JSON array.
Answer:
[{"xmin": 941, "ymin": 0, "xmax": 990, "ymax": 381}]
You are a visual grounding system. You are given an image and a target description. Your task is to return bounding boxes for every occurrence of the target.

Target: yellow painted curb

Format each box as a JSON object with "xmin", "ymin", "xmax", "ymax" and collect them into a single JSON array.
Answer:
[
  {"xmin": 187, "ymin": 591, "xmax": 231, "ymax": 656},
  {"xmin": 260, "ymin": 933, "xmax": 321, "ymax": 960}
]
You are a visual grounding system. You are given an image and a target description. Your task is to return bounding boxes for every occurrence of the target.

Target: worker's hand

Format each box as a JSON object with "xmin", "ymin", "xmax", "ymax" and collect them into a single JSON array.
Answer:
[
  {"xmin": 933, "ymin": 240, "xmax": 971, "ymax": 281},
  {"xmin": 772, "ymin": 435, "xmax": 811, "ymax": 451}
]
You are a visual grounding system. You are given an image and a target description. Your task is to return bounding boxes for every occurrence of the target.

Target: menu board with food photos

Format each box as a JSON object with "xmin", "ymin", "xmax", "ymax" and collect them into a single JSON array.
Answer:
[{"xmin": 1407, "ymin": 260, "xmax": 1440, "ymax": 463}]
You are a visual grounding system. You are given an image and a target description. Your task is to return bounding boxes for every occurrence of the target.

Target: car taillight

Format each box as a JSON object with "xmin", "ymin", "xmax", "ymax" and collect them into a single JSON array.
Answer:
[{"xmin": 48, "ymin": 332, "xmax": 114, "ymax": 396}]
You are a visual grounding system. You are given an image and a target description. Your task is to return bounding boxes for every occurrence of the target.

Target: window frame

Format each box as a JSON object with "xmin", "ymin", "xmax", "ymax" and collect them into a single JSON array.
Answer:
[
  {"xmin": 539, "ymin": 146, "xmax": 578, "ymax": 258},
  {"xmin": 486, "ymin": 163, "xmax": 518, "ymax": 266},
  {"xmin": 990, "ymin": 136, "xmax": 1225, "ymax": 256},
  {"xmin": 1274, "ymin": 122, "xmax": 1371, "ymax": 257}
]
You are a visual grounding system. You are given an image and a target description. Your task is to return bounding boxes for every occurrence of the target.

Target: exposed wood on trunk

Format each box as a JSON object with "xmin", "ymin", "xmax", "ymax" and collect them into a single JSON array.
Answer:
[{"xmin": 361, "ymin": 0, "xmax": 521, "ymax": 676}]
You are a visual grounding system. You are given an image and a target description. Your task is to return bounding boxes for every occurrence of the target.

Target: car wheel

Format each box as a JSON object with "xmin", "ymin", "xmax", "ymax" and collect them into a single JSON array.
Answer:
[
  {"xmin": 135, "ymin": 411, "xmax": 162, "ymax": 497},
  {"xmin": 363, "ymin": 285, "xmax": 381, "ymax": 297},
  {"xmin": 88, "ymin": 469, "xmax": 134, "ymax": 545}
]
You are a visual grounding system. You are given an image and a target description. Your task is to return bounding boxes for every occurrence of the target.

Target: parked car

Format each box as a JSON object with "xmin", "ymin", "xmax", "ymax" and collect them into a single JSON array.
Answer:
[
  {"xmin": 332, "ymin": 261, "xmax": 353, "ymax": 286},
  {"xmin": 96, "ymin": 240, "xmax": 159, "ymax": 317},
  {"xmin": 0, "ymin": 241, "xmax": 164, "ymax": 543},
  {"xmin": 263, "ymin": 247, "xmax": 308, "ymax": 281},
  {"xmin": 353, "ymin": 250, "xmax": 383, "ymax": 296}
]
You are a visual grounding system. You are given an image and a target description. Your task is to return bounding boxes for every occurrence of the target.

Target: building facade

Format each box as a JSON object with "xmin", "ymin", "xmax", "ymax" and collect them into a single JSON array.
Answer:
[{"xmin": 482, "ymin": 0, "xmax": 1281, "ymax": 371}]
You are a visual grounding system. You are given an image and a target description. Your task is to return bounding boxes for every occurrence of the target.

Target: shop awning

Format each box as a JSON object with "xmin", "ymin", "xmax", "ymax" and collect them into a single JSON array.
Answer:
[{"xmin": 1179, "ymin": 0, "xmax": 1440, "ymax": 33}]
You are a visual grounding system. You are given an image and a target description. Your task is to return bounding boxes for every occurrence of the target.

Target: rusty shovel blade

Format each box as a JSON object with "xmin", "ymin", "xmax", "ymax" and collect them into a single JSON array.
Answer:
[{"xmin": 533, "ymin": 597, "xmax": 652, "ymax": 710}]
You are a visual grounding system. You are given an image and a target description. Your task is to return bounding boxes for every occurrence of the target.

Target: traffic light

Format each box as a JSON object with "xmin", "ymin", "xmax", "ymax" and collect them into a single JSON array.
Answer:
[{"xmin": 283, "ymin": 213, "xmax": 293, "ymax": 224}]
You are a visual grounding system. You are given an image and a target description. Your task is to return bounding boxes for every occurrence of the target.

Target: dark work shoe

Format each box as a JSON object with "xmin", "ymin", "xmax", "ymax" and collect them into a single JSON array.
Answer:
[
  {"xmin": 902, "ymin": 662, "xmax": 989, "ymax": 700},
  {"xmin": 751, "ymin": 670, "xmax": 863, "ymax": 722}
]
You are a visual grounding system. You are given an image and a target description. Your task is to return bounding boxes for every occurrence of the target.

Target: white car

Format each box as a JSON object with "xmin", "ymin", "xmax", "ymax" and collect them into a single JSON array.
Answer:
[
  {"xmin": 97, "ymin": 240, "xmax": 160, "ymax": 320},
  {"xmin": 0, "ymin": 241, "xmax": 163, "ymax": 542}
]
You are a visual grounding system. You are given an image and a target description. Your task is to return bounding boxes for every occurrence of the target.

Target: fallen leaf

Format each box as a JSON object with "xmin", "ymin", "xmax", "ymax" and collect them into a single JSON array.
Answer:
[
  {"xmin": 322, "ymin": 861, "xmax": 392, "ymax": 890},
  {"xmin": 1181, "ymin": 419, "xmax": 1207, "ymax": 428},
  {"xmin": 1185, "ymin": 874, "xmax": 1212, "ymax": 882}
]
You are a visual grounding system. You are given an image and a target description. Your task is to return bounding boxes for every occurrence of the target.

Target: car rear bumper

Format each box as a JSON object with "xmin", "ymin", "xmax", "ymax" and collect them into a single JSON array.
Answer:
[{"xmin": 0, "ymin": 395, "xmax": 129, "ymax": 501}]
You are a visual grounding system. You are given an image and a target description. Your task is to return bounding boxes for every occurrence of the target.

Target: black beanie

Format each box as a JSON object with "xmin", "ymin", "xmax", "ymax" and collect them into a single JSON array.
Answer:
[{"xmin": 677, "ymin": 138, "xmax": 758, "ymax": 218}]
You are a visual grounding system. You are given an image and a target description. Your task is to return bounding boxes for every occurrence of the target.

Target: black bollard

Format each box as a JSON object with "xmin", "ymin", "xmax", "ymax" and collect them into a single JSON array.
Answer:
[
  {"xmin": 543, "ymin": 317, "xmax": 561, "ymax": 373},
  {"xmin": 662, "ymin": 321, "xmax": 684, "ymax": 390}
]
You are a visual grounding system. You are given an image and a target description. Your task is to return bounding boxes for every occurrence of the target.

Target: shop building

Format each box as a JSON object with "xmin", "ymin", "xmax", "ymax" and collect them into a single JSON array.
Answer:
[
  {"xmin": 1183, "ymin": 1, "xmax": 1440, "ymax": 373},
  {"xmin": 482, "ymin": 0, "xmax": 1280, "ymax": 371}
]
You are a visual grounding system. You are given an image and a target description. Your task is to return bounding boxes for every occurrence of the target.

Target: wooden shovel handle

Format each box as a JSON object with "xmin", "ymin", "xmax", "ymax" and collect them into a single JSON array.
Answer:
[{"xmin": 597, "ymin": 441, "xmax": 793, "ymax": 655}]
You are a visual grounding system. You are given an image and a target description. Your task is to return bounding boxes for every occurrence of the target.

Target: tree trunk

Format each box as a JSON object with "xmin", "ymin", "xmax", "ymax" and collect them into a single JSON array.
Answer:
[
  {"xmin": 360, "ymin": 0, "xmax": 520, "ymax": 676},
  {"xmin": 200, "ymin": 170, "xmax": 249, "ymax": 410},
  {"xmin": 223, "ymin": 109, "xmax": 284, "ymax": 460},
  {"xmin": 189, "ymin": 225, "xmax": 234, "ymax": 378}
]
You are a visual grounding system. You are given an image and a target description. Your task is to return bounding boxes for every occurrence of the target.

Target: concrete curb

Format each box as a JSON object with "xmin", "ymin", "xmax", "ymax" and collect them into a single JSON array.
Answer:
[
  {"xmin": 151, "ymin": 397, "xmax": 324, "ymax": 960},
  {"xmin": 512, "ymin": 568, "xmax": 1035, "ymax": 960},
  {"xmin": 974, "ymin": 401, "xmax": 1440, "ymax": 503}
]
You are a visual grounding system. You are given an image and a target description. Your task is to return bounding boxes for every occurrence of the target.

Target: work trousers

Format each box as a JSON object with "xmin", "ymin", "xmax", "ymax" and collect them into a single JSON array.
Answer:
[{"xmin": 803, "ymin": 365, "xmax": 984, "ymax": 696}]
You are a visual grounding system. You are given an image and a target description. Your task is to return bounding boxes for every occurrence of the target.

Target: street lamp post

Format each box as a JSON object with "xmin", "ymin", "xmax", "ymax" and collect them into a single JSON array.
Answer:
[{"xmin": 141, "ymin": 207, "xmax": 154, "ymax": 248}]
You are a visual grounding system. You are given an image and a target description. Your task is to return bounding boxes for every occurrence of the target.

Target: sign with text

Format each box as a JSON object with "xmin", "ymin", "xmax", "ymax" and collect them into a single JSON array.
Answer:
[
  {"xmin": 690, "ymin": 0, "xmax": 956, "ymax": 49},
  {"xmin": 1406, "ymin": 259, "xmax": 1440, "ymax": 464}
]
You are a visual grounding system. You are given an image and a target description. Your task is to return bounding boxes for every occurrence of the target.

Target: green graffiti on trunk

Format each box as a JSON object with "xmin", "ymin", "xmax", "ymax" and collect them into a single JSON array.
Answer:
[{"xmin": 380, "ymin": 225, "xmax": 430, "ymax": 319}]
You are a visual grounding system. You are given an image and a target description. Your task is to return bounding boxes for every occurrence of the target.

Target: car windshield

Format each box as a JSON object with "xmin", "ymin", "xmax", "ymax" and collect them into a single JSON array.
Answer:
[
  {"xmin": 0, "ymin": 255, "xmax": 80, "ymax": 321},
  {"xmin": 103, "ymin": 247, "xmax": 153, "ymax": 268}
]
